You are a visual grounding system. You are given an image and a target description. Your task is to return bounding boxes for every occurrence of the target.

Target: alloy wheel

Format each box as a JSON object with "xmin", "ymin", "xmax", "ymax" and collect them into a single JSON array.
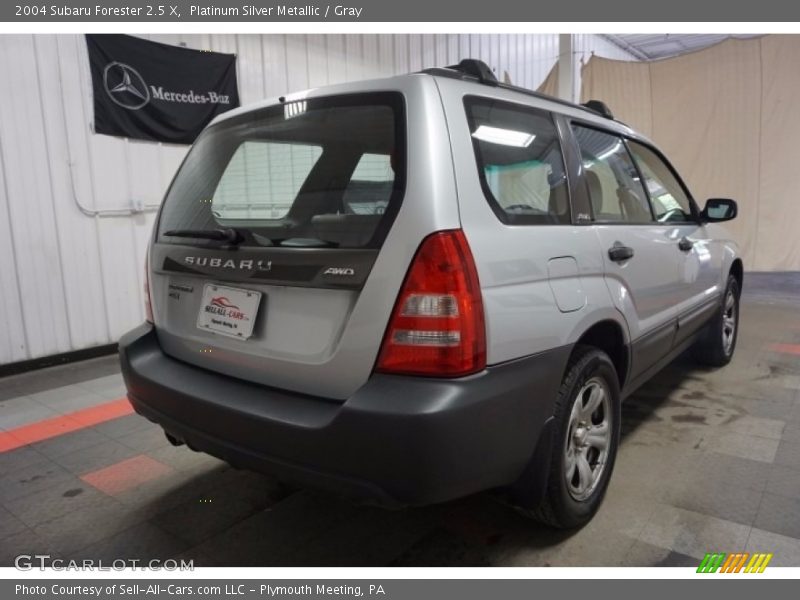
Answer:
[{"xmin": 564, "ymin": 377, "xmax": 612, "ymax": 502}]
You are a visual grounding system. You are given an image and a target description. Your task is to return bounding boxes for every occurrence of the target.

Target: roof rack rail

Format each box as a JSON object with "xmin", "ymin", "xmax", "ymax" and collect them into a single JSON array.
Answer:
[
  {"xmin": 420, "ymin": 59, "xmax": 619, "ymax": 123},
  {"xmin": 444, "ymin": 59, "xmax": 499, "ymax": 85},
  {"xmin": 581, "ymin": 100, "xmax": 614, "ymax": 119}
]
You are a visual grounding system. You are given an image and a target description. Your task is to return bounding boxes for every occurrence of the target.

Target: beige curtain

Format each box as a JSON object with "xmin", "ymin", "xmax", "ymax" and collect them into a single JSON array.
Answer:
[
  {"xmin": 577, "ymin": 36, "xmax": 800, "ymax": 271},
  {"xmin": 536, "ymin": 65, "xmax": 560, "ymax": 98}
]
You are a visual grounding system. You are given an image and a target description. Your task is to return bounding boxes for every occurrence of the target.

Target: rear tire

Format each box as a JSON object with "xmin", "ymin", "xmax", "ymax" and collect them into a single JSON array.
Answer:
[
  {"xmin": 512, "ymin": 345, "xmax": 621, "ymax": 528},
  {"xmin": 693, "ymin": 274, "xmax": 739, "ymax": 367}
]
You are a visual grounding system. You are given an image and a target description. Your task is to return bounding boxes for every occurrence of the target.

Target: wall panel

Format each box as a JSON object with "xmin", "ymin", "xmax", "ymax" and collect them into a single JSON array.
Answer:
[{"xmin": 0, "ymin": 35, "xmax": 72, "ymax": 359}]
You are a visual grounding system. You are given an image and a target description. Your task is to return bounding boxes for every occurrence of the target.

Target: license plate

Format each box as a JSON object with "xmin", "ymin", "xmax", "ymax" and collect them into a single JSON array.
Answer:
[{"xmin": 197, "ymin": 284, "xmax": 262, "ymax": 339}]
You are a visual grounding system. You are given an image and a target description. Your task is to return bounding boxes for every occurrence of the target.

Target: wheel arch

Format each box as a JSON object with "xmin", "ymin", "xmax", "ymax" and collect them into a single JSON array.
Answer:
[
  {"xmin": 572, "ymin": 319, "xmax": 629, "ymax": 388},
  {"xmin": 730, "ymin": 258, "xmax": 743, "ymax": 295}
]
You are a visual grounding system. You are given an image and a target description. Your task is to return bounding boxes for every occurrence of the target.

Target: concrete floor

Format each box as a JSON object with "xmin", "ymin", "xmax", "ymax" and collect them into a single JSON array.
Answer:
[{"xmin": 1, "ymin": 275, "xmax": 799, "ymax": 567}]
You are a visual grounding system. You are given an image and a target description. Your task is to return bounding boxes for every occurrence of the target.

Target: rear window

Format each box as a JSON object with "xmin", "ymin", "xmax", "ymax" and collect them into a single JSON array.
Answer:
[
  {"xmin": 157, "ymin": 93, "xmax": 405, "ymax": 249},
  {"xmin": 344, "ymin": 153, "xmax": 394, "ymax": 215},
  {"xmin": 465, "ymin": 96, "xmax": 570, "ymax": 225},
  {"xmin": 212, "ymin": 142, "xmax": 323, "ymax": 220}
]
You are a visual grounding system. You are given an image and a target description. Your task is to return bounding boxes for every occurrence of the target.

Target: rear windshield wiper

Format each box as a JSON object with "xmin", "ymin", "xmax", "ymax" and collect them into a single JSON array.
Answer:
[
  {"xmin": 279, "ymin": 237, "xmax": 339, "ymax": 248},
  {"xmin": 163, "ymin": 228, "xmax": 244, "ymax": 245}
]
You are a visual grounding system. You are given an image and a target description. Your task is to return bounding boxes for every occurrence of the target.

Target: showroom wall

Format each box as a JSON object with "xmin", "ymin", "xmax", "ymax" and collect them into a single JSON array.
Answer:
[{"xmin": 0, "ymin": 33, "xmax": 634, "ymax": 365}]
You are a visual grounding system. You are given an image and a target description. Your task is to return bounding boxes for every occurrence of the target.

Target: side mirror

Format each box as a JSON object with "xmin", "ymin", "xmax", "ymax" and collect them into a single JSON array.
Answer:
[{"xmin": 701, "ymin": 198, "xmax": 737, "ymax": 223}]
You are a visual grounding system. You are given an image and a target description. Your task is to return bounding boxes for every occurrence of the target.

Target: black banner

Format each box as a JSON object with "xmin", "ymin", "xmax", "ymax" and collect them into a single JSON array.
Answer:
[{"xmin": 86, "ymin": 34, "xmax": 240, "ymax": 144}]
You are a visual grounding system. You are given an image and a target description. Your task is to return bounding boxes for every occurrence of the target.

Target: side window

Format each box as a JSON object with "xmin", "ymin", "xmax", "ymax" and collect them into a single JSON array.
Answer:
[
  {"xmin": 212, "ymin": 141, "xmax": 322, "ymax": 220},
  {"xmin": 465, "ymin": 97, "xmax": 570, "ymax": 225},
  {"xmin": 627, "ymin": 140, "xmax": 694, "ymax": 223},
  {"xmin": 572, "ymin": 125, "xmax": 653, "ymax": 223},
  {"xmin": 343, "ymin": 153, "xmax": 394, "ymax": 215}
]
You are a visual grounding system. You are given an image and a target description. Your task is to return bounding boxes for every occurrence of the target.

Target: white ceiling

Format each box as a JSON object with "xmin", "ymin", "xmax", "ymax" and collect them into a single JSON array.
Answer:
[{"xmin": 601, "ymin": 34, "xmax": 762, "ymax": 61}]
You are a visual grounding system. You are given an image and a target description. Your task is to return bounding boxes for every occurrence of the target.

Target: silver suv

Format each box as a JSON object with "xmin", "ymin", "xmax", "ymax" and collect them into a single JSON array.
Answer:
[{"xmin": 120, "ymin": 59, "xmax": 742, "ymax": 528}]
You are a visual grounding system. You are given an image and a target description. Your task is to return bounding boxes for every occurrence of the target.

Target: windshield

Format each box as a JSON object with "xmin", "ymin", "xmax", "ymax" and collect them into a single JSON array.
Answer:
[{"xmin": 157, "ymin": 92, "xmax": 406, "ymax": 249}]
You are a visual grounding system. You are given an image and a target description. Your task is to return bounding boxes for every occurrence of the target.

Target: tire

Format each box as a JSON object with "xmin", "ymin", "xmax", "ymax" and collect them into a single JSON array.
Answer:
[
  {"xmin": 693, "ymin": 274, "xmax": 740, "ymax": 367},
  {"xmin": 513, "ymin": 345, "xmax": 621, "ymax": 528}
]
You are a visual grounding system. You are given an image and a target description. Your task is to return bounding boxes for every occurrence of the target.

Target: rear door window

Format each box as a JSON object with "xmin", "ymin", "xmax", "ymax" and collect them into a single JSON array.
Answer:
[
  {"xmin": 157, "ymin": 93, "xmax": 405, "ymax": 249},
  {"xmin": 465, "ymin": 96, "xmax": 570, "ymax": 225}
]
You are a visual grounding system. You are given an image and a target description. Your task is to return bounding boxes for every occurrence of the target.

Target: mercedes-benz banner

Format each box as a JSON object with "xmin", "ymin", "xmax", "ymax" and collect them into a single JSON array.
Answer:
[{"xmin": 86, "ymin": 34, "xmax": 240, "ymax": 144}]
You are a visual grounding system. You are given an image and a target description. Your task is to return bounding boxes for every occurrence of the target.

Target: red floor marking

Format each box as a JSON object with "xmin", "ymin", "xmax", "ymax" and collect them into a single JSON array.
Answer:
[
  {"xmin": 80, "ymin": 454, "xmax": 173, "ymax": 496},
  {"xmin": 0, "ymin": 398, "xmax": 133, "ymax": 453},
  {"xmin": 767, "ymin": 343, "xmax": 800, "ymax": 356}
]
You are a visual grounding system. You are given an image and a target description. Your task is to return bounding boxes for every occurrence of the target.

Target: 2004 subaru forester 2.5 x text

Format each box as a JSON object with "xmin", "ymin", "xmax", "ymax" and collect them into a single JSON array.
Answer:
[{"xmin": 119, "ymin": 59, "xmax": 742, "ymax": 528}]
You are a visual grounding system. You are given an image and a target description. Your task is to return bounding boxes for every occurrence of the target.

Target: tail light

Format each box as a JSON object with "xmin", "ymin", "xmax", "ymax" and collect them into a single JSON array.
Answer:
[
  {"xmin": 144, "ymin": 253, "xmax": 154, "ymax": 323},
  {"xmin": 376, "ymin": 230, "xmax": 486, "ymax": 377}
]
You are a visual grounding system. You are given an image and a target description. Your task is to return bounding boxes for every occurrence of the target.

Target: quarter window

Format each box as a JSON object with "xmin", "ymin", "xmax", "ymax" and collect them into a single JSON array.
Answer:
[
  {"xmin": 465, "ymin": 97, "xmax": 570, "ymax": 225},
  {"xmin": 572, "ymin": 125, "xmax": 653, "ymax": 223},
  {"xmin": 627, "ymin": 140, "xmax": 694, "ymax": 223}
]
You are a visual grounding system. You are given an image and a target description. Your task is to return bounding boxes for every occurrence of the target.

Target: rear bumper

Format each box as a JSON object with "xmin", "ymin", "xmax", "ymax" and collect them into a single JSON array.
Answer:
[{"xmin": 119, "ymin": 323, "xmax": 567, "ymax": 506}]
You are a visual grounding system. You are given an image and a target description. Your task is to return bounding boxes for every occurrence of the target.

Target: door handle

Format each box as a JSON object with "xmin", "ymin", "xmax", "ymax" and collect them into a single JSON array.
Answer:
[
  {"xmin": 678, "ymin": 237, "xmax": 694, "ymax": 252},
  {"xmin": 608, "ymin": 242, "xmax": 634, "ymax": 262}
]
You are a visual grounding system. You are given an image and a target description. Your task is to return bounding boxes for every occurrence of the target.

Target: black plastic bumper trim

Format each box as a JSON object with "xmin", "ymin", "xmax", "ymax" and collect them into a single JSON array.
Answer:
[{"xmin": 119, "ymin": 323, "xmax": 569, "ymax": 506}]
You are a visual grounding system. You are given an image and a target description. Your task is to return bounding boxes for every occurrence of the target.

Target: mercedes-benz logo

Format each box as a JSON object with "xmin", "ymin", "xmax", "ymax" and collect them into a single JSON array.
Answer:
[{"xmin": 103, "ymin": 62, "xmax": 150, "ymax": 110}]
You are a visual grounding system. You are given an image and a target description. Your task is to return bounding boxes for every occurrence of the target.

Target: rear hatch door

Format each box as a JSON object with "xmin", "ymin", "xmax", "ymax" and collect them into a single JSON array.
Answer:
[{"xmin": 151, "ymin": 92, "xmax": 405, "ymax": 399}]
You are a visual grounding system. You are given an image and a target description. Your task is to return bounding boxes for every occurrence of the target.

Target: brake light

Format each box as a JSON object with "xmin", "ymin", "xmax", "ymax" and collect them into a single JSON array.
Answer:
[
  {"xmin": 144, "ymin": 253, "xmax": 154, "ymax": 323},
  {"xmin": 376, "ymin": 230, "xmax": 486, "ymax": 377}
]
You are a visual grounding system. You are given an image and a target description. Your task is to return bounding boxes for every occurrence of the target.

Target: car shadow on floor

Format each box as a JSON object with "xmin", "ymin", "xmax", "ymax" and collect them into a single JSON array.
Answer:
[{"xmin": 619, "ymin": 351, "xmax": 711, "ymax": 442}]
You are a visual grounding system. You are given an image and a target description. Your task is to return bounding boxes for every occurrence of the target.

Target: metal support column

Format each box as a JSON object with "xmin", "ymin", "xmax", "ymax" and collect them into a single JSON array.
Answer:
[{"xmin": 557, "ymin": 34, "xmax": 576, "ymax": 102}]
